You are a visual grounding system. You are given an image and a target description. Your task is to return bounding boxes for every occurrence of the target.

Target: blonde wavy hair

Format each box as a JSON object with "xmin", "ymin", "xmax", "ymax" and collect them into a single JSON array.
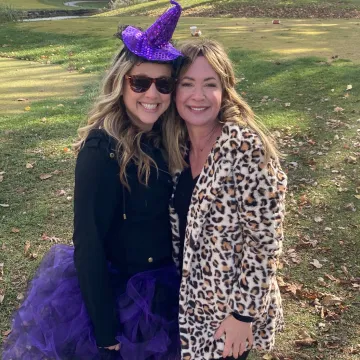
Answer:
[
  {"xmin": 171, "ymin": 38, "xmax": 280, "ymax": 168},
  {"xmin": 74, "ymin": 47, "xmax": 184, "ymax": 188}
]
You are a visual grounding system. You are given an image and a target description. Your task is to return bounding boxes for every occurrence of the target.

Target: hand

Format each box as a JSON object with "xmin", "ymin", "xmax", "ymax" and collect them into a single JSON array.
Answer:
[
  {"xmin": 214, "ymin": 315, "xmax": 253, "ymax": 359},
  {"xmin": 104, "ymin": 343, "xmax": 121, "ymax": 351}
]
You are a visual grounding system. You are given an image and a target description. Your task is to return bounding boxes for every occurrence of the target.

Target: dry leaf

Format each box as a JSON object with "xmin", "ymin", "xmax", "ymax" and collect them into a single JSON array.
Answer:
[
  {"xmin": 285, "ymin": 102, "xmax": 291, "ymax": 107},
  {"xmin": 24, "ymin": 241, "xmax": 31, "ymax": 256},
  {"xmin": 0, "ymin": 204, "xmax": 9, "ymax": 207},
  {"xmin": 0, "ymin": 290, "xmax": 4, "ymax": 304},
  {"xmin": 325, "ymin": 273, "xmax": 340, "ymax": 282},
  {"xmin": 354, "ymin": 195, "xmax": 360, "ymax": 200},
  {"xmin": 321, "ymin": 295, "xmax": 342, "ymax": 306},
  {"xmin": 310, "ymin": 259, "xmax": 323, "ymax": 269},
  {"xmin": 39, "ymin": 174, "xmax": 52, "ymax": 180},
  {"xmin": 334, "ymin": 106, "xmax": 344, "ymax": 113},
  {"xmin": 263, "ymin": 354, "xmax": 273, "ymax": 360},
  {"xmin": 56, "ymin": 189, "xmax": 66, "ymax": 196},
  {"xmin": 341, "ymin": 265, "xmax": 349, "ymax": 276},
  {"xmin": 17, "ymin": 293, "xmax": 24, "ymax": 301},
  {"xmin": 24, "ymin": 106, "xmax": 31, "ymax": 111},
  {"xmin": 11, "ymin": 228, "xmax": 20, "ymax": 233},
  {"xmin": 346, "ymin": 84, "xmax": 353, "ymax": 91},
  {"xmin": 26, "ymin": 163, "xmax": 34, "ymax": 169},
  {"xmin": 0, "ymin": 175, "xmax": 3, "ymax": 182},
  {"xmin": 314, "ymin": 216, "xmax": 323, "ymax": 223},
  {"xmin": 0, "ymin": 263, "xmax": 3, "ymax": 276}
]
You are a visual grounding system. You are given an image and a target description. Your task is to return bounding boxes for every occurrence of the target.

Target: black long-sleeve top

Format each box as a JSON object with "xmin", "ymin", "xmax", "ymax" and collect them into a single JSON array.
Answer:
[{"xmin": 73, "ymin": 129, "xmax": 173, "ymax": 347}]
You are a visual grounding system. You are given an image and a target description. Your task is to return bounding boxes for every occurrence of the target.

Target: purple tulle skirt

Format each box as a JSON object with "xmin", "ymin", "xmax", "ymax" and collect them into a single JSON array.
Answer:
[{"xmin": 3, "ymin": 245, "xmax": 181, "ymax": 360}]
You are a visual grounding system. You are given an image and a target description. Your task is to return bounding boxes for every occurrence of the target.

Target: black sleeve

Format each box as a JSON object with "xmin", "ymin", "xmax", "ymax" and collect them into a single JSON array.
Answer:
[{"xmin": 73, "ymin": 135, "xmax": 122, "ymax": 347}]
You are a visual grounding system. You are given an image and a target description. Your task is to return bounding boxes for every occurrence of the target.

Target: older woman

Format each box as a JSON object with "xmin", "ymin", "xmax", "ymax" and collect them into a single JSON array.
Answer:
[{"xmin": 171, "ymin": 39, "xmax": 287, "ymax": 360}]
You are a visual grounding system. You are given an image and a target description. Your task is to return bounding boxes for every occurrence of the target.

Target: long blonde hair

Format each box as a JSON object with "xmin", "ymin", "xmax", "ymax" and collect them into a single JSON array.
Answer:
[
  {"xmin": 173, "ymin": 38, "xmax": 280, "ymax": 167},
  {"xmin": 74, "ymin": 48, "xmax": 184, "ymax": 187}
]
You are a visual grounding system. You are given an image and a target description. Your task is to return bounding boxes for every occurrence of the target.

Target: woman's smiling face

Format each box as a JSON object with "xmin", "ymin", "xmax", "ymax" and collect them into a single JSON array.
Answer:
[
  {"xmin": 123, "ymin": 62, "xmax": 172, "ymax": 130},
  {"xmin": 175, "ymin": 56, "xmax": 222, "ymax": 129}
]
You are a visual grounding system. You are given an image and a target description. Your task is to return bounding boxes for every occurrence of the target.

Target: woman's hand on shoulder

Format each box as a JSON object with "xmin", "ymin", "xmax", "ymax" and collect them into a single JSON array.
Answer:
[{"xmin": 214, "ymin": 315, "xmax": 253, "ymax": 359}]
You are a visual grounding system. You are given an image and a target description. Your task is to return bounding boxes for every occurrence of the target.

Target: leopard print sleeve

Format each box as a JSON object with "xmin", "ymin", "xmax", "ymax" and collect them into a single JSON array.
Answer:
[{"xmin": 229, "ymin": 134, "xmax": 287, "ymax": 319}]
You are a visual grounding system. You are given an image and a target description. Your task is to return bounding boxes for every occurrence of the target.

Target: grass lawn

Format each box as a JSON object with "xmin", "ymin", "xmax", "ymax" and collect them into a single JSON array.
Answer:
[
  {"xmin": 0, "ymin": 0, "xmax": 109, "ymax": 10},
  {"xmin": 0, "ymin": 14, "xmax": 360, "ymax": 360},
  {"xmin": 98, "ymin": 0, "xmax": 360, "ymax": 18}
]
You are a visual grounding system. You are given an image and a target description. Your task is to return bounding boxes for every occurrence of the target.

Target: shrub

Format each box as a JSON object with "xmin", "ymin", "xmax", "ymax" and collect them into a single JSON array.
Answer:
[{"xmin": 0, "ymin": 3, "xmax": 20, "ymax": 22}]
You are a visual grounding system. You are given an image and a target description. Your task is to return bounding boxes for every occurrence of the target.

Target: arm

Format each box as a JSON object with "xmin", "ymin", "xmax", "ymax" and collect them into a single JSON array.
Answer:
[
  {"xmin": 230, "ymin": 140, "xmax": 287, "ymax": 319},
  {"xmin": 73, "ymin": 134, "xmax": 122, "ymax": 347}
]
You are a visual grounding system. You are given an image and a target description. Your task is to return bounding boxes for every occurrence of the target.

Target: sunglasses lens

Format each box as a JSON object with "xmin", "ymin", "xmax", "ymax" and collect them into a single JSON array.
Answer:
[
  {"xmin": 129, "ymin": 76, "xmax": 152, "ymax": 93},
  {"xmin": 156, "ymin": 78, "xmax": 175, "ymax": 94},
  {"xmin": 127, "ymin": 76, "xmax": 175, "ymax": 94}
]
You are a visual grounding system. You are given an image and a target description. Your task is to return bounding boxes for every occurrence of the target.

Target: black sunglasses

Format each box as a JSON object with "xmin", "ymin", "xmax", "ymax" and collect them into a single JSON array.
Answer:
[{"xmin": 125, "ymin": 75, "xmax": 176, "ymax": 94}]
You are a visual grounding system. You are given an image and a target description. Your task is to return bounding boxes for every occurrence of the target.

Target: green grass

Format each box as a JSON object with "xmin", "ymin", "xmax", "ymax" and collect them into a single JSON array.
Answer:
[
  {"xmin": 98, "ymin": 0, "xmax": 360, "ymax": 18},
  {"xmin": 0, "ymin": 0, "xmax": 109, "ymax": 10},
  {"xmin": 0, "ymin": 15, "xmax": 360, "ymax": 360}
]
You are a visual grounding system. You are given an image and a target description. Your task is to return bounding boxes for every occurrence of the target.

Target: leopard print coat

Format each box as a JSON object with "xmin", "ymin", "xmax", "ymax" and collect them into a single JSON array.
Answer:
[{"xmin": 170, "ymin": 123, "xmax": 287, "ymax": 360}]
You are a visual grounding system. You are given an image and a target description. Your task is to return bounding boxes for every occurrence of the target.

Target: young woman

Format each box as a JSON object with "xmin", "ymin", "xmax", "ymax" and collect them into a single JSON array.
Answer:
[
  {"xmin": 3, "ymin": 2, "xmax": 184, "ymax": 359},
  {"xmin": 171, "ymin": 39, "xmax": 287, "ymax": 360}
]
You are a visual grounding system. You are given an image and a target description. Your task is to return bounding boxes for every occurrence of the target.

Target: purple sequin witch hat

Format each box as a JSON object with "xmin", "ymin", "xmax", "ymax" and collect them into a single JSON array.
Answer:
[{"xmin": 121, "ymin": 0, "xmax": 183, "ymax": 61}]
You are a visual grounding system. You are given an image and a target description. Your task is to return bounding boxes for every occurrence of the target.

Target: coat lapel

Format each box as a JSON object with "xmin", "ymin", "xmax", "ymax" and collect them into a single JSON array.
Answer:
[{"xmin": 185, "ymin": 124, "xmax": 237, "ymax": 251}]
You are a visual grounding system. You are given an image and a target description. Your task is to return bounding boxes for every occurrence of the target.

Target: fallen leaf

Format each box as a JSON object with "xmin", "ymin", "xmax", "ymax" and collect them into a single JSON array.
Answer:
[
  {"xmin": 63, "ymin": 147, "xmax": 70, "ymax": 153},
  {"xmin": 11, "ymin": 228, "xmax": 20, "ymax": 233},
  {"xmin": 0, "ymin": 263, "xmax": 3, "ymax": 276},
  {"xmin": 0, "ymin": 204, "xmax": 9, "ymax": 208},
  {"xmin": 17, "ymin": 293, "xmax": 24, "ymax": 301},
  {"xmin": 24, "ymin": 241, "xmax": 31, "ymax": 256},
  {"xmin": 322, "ymin": 295, "xmax": 342, "ymax": 306},
  {"xmin": 26, "ymin": 163, "xmax": 34, "ymax": 169},
  {"xmin": 325, "ymin": 273, "xmax": 340, "ymax": 282},
  {"xmin": 262, "ymin": 354, "xmax": 273, "ymax": 360},
  {"xmin": 346, "ymin": 84, "xmax": 353, "ymax": 91},
  {"xmin": 56, "ymin": 189, "xmax": 66, "ymax": 196},
  {"xmin": 314, "ymin": 216, "xmax": 323, "ymax": 223},
  {"xmin": 285, "ymin": 102, "xmax": 291, "ymax": 107},
  {"xmin": 0, "ymin": 175, "xmax": 3, "ymax": 182},
  {"xmin": 24, "ymin": 106, "xmax": 31, "ymax": 111},
  {"xmin": 334, "ymin": 106, "xmax": 344, "ymax": 113},
  {"xmin": 354, "ymin": 195, "xmax": 360, "ymax": 200},
  {"xmin": 341, "ymin": 265, "xmax": 349, "ymax": 276},
  {"xmin": 39, "ymin": 174, "xmax": 52, "ymax": 180},
  {"xmin": 0, "ymin": 290, "xmax": 4, "ymax": 304},
  {"xmin": 310, "ymin": 259, "xmax": 323, "ymax": 269}
]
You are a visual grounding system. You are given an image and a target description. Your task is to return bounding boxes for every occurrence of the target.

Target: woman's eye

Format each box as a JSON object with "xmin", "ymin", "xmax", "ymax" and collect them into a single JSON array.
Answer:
[
  {"xmin": 205, "ymin": 83, "xmax": 217, "ymax": 87},
  {"xmin": 180, "ymin": 82, "xmax": 193, "ymax": 87}
]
